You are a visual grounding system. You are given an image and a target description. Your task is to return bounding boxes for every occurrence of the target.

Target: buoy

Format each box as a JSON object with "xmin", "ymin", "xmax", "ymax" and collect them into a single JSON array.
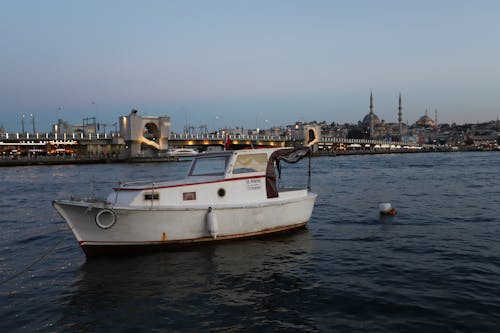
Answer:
[
  {"xmin": 206, "ymin": 207, "xmax": 218, "ymax": 238},
  {"xmin": 379, "ymin": 203, "xmax": 397, "ymax": 216}
]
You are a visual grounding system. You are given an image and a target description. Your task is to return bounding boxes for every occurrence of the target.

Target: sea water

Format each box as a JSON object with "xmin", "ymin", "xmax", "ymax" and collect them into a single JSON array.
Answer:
[{"xmin": 1, "ymin": 152, "xmax": 499, "ymax": 332}]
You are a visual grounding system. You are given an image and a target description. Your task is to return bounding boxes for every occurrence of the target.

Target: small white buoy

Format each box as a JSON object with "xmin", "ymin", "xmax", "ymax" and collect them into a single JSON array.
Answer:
[
  {"xmin": 206, "ymin": 207, "xmax": 218, "ymax": 238},
  {"xmin": 379, "ymin": 203, "xmax": 396, "ymax": 216},
  {"xmin": 379, "ymin": 203, "xmax": 391, "ymax": 212}
]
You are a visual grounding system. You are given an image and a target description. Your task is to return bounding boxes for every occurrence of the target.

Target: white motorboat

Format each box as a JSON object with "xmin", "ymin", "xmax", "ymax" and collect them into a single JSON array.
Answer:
[
  {"xmin": 165, "ymin": 148, "xmax": 199, "ymax": 157},
  {"xmin": 53, "ymin": 146, "xmax": 317, "ymax": 256}
]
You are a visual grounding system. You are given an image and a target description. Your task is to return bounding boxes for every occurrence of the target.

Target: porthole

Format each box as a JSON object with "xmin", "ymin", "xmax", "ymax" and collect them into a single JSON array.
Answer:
[{"xmin": 217, "ymin": 188, "xmax": 226, "ymax": 197}]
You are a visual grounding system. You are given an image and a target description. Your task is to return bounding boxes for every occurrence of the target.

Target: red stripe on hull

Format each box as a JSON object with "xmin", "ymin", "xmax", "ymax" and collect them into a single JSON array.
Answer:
[{"xmin": 115, "ymin": 175, "xmax": 266, "ymax": 191}]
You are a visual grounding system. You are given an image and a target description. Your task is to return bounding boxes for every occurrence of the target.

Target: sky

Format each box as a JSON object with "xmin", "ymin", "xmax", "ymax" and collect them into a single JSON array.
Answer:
[{"xmin": 1, "ymin": 0, "xmax": 500, "ymax": 133}]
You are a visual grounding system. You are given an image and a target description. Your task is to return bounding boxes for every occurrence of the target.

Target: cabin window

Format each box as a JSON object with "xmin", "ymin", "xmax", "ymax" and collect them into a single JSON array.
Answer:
[
  {"xmin": 232, "ymin": 153, "xmax": 267, "ymax": 174},
  {"xmin": 183, "ymin": 192, "xmax": 196, "ymax": 200},
  {"xmin": 144, "ymin": 192, "xmax": 159, "ymax": 200},
  {"xmin": 189, "ymin": 156, "xmax": 229, "ymax": 176}
]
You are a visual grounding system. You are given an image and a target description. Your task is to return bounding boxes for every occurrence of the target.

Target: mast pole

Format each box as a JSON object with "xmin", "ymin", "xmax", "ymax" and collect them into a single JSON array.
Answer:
[{"xmin": 307, "ymin": 148, "xmax": 311, "ymax": 192}]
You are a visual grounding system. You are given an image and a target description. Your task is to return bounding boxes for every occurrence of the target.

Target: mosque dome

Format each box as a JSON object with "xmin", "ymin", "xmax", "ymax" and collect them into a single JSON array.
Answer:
[
  {"xmin": 362, "ymin": 111, "xmax": 380, "ymax": 128},
  {"xmin": 415, "ymin": 112, "xmax": 436, "ymax": 127}
]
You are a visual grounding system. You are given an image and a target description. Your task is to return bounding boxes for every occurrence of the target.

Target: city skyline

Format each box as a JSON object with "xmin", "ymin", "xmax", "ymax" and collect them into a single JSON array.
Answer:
[{"xmin": 2, "ymin": 1, "xmax": 500, "ymax": 133}]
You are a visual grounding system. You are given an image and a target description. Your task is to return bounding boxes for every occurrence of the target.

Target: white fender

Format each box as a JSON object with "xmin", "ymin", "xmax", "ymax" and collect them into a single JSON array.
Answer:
[{"xmin": 206, "ymin": 207, "xmax": 218, "ymax": 239}]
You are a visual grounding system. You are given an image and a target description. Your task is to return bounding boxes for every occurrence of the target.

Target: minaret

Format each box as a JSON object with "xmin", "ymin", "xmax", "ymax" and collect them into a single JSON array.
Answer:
[
  {"xmin": 398, "ymin": 93, "xmax": 403, "ymax": 137},
  {"xmin": 434, "ymin": 109, "xmax": 438, "ymax": 128},
  {"xmin": 369, "ymin": 92, "xmax": 375, "ymax": 135},
  {"xmin": 370, "ymin": 91, "xmax": 374, "ymax": 114}
]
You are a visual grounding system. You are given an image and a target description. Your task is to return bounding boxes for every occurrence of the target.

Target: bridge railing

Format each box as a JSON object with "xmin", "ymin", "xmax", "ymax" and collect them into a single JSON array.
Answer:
[
  {"xmin": 2, "ymin": 132, "xmax": 119, "ymax": 141},
  {"xmin": 168, "ymin": 133, "xmax": 292, "ymax": 141},
  {"xmin": 319, "ymin": 136, "xmax": 419, "ymax": 147},
  {"xmin": 1, "ymin": 131, "xmax": 425, "ymax": 148},
  {"xmin": 1, "ymin": 132, "xmax": 293, "ymax": 143}
]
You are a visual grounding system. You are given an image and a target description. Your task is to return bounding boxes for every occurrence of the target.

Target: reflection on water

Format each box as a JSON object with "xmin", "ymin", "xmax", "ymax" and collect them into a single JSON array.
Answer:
[{"xmin": 60, "ymin": 230, "xmax": 314, "ymax": 331}]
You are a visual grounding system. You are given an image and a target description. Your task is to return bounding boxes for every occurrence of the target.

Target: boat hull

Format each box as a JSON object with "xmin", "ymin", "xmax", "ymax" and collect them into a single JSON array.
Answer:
[
  {"xmin": 53, "ymin": 192, "xmax": 316, "ymax": 256},
  {"xmin": 81, "ymin": 222, "xmax": 308, "ymax": 257}
]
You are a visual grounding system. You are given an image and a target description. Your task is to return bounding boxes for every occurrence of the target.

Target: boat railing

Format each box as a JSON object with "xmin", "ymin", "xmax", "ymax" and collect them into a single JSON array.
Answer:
[
  {"xmin": 279, "ymin": 187, "xmax": 304, "ymax": 192},
  {"xmin": 118, "ymin": 178, "xmax": 187, "ymax": 188},
  {"xmin": 84, "ymin": 178, "xmax": 121, "ymax": 202},
  {"xmin": 119, "ymin": 180, "xmax": 159, "ymax": 188}
]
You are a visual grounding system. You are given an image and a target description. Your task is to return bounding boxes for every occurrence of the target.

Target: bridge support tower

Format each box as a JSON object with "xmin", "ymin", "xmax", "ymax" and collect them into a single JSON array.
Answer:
[{"xmin": 119, "ymin": 110, "xmax": 171, "ymax": 157}]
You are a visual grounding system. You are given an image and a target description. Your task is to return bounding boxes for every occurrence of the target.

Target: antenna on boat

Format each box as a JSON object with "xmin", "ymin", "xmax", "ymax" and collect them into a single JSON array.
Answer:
[
  {"xmin": 305, "ymin": 128, "xmax": 318, "ymax": 192},
  {"xmin": 307, "ymin": 147, "xmax": 312, "ymax": 192}
]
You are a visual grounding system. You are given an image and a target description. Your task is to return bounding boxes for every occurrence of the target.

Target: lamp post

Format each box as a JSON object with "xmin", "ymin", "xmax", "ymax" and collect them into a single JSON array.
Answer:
[
  {"xmin": 30, "ymin": 114, "xmax": 35, "ymax": 134},
  {"xmin": 21, "ymin": 114, "xmax": 25, "ymax": 134},
  {"xmin": 215, "ymin": 116, "xmax": 220, "ymax": 135}
]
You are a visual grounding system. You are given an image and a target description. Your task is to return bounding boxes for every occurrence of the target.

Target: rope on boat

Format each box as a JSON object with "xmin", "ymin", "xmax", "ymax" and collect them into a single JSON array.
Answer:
[
  {"xmin": 1, "ymin": 176, "xmax": 122, "ymax": 286},
  {"xmin": 0, "ymin": 203, "xmax": 92, "ymax": 286},
  {"xmin": 0, "ymin": 229, "xmax": 67, "ymax": 286}
]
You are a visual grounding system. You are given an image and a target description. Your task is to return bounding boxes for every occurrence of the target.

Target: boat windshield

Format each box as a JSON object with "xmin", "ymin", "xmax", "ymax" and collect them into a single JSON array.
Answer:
[
  {"xmin": 232, "ymin": 153, "xmax": 268, "ymax": 174},
  {"xmin": 188, "ymin": 155, "xmax": 230, "ymax": 176}
]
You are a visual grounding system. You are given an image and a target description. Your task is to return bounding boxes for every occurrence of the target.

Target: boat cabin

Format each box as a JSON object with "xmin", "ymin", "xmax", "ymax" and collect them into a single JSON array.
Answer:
[{"xmin": 110, "ymin": 147, "xmax": 310, "ymax": 208}]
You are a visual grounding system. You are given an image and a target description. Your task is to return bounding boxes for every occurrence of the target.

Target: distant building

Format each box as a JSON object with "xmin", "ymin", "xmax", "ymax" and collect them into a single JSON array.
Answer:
[
  {"xmin": 398, "ymin": 93, "xmax": 403, "ymax": 137},
  {"xmin": 359, "ymin": 92, "xmax": 401, "ymax": 140},
  {"xmin": 407, "ymin": 109, "xmax": 439, "ymax": 144},
  {"xmin": 119, "ymin": 109, "xmax": 171, "ymax": 157},
  {"xmin": 361, "ymin": 92, "xmax": 381, "ymax": 136},
  {"xmin": 52, "ymin": 117, "xmax": 107, "ymax": 136},
  {"xmin": 290, "ymin": 121, "xmax": 321, "ymax": 147},
  {"xmin": 415, "ymin": 110, "xmax": 437, "ymax": 128}
]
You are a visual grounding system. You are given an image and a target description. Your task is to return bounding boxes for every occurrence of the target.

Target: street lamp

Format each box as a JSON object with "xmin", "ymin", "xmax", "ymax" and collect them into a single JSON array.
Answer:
[
  {"xmin": 30, "ymin": 114, "xmax": 35, "ymax": 134},
  {"xmin": 215, "ymin": 116, "xmax": 221, "ymax": 135}
]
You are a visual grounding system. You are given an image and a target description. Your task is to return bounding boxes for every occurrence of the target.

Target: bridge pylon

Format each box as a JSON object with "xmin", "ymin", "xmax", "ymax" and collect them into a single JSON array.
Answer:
[{"xmin": 119, "ymin": 110, "xmax": 171, "ymax": 157}]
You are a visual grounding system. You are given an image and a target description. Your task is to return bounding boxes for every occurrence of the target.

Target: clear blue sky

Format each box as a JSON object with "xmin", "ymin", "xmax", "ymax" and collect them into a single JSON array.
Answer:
[{"xmin": 1, "ymin": 0, "xmax": 499, "ymax": 133}]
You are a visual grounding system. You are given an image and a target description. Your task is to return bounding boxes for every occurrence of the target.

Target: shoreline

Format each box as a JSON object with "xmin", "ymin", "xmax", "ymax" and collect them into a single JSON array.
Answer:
[
  {"xmin": 0, "ymin": 156, "xmax": 180, "ymax": 167},
  {"xmin": 0, "ymin": 148, "xmax": 496, "ymax": 167}
]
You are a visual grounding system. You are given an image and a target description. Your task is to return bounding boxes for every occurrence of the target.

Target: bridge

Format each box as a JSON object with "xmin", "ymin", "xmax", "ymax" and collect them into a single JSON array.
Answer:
[
  {"xmin": 168, "ymin": 133, "xmax": 287, "ymax": 149},
  {"xmin": 168, "ymin": 133, "xmax": 423, "ymax": 150},
  {"xmin": 1, "ymin": 131, "xmax": 425, "ymax": 157}
]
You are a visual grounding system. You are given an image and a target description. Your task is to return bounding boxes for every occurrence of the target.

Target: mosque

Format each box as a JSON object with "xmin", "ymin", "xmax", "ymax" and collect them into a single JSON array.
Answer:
[{"xmin": 360, "ymin": 92, "xmax": 438, "ymax": 143}]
